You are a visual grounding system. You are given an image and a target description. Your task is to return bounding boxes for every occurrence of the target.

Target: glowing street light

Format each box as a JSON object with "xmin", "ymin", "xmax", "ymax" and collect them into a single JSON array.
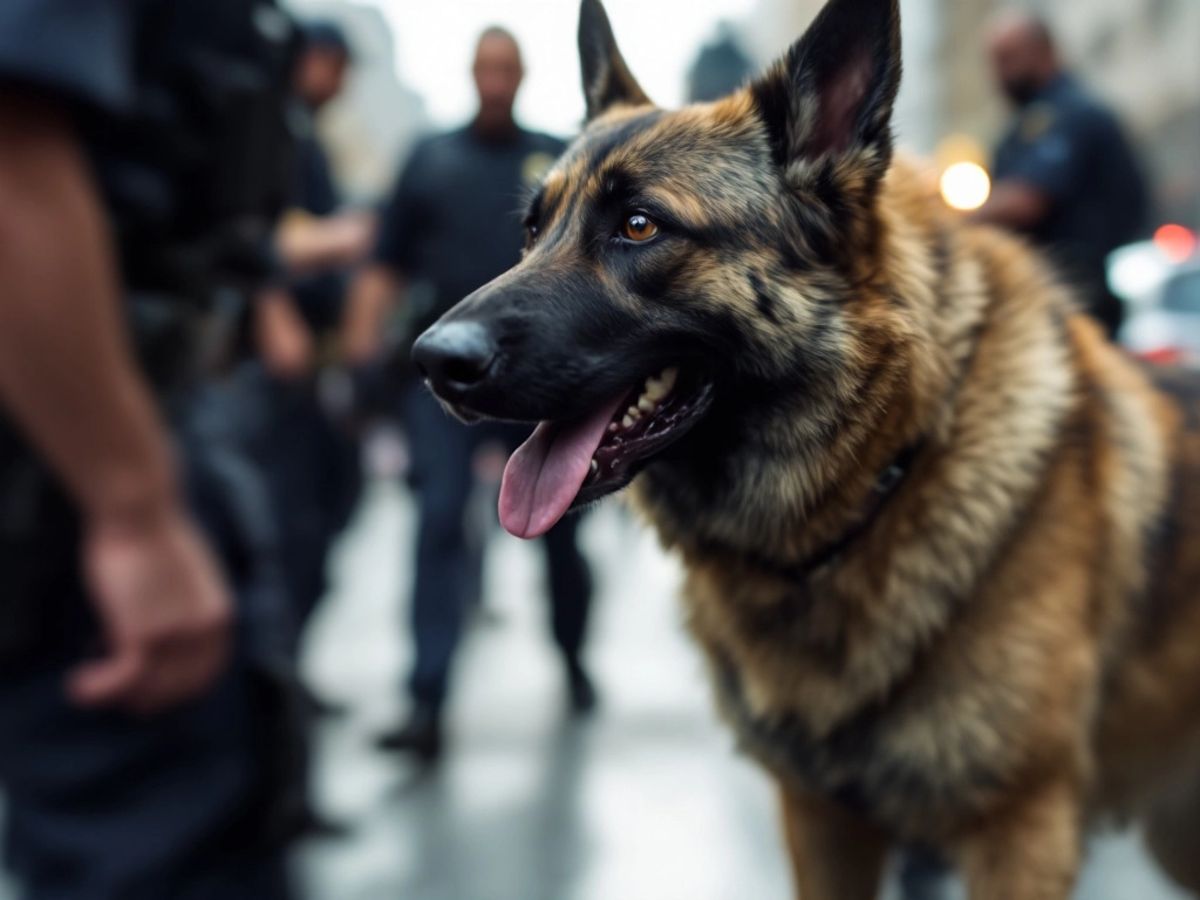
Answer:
[{"xmin": 940, "ymin": 161, "xmax": 992, "ymax": 212}]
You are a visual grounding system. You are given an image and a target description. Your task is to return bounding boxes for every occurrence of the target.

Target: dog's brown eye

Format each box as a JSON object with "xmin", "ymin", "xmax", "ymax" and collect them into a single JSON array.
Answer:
[{"xmin": 622, "ymin": 214, "xmax": 659, "ymax": 243}]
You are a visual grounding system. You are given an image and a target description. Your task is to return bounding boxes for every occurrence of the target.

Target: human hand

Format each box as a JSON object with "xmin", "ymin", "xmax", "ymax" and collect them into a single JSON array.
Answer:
[
  {"xmin": 256, "ymin": 288, "xmax": 315, "ymax": 381},
  {"xmin": 69, "ymin": 502, "xmax": 233, "ymax": 714}
]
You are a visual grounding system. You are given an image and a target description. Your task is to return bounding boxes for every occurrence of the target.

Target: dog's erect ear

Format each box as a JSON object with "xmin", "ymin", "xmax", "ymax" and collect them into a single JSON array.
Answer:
[
  {"xmin": 750, "ymin": 0, "xmax": 901, "ymax": 181},
  {"xmin": 579, "ymin": 0, "xmax": 651, "ymax": 121}
]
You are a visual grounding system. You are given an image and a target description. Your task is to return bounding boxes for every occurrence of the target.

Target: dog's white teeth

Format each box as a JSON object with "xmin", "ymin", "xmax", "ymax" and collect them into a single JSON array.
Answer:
[
  {"xmin": 618, "ymin": 370, "xmax": 681, "ymax": 434},
  {"xmin": 644, "ymin": 366, "xmax": 679, "ymax": 401},
  {"xmin": 590, "ymin": 460, "xmax": 599, "ymax": 476}
]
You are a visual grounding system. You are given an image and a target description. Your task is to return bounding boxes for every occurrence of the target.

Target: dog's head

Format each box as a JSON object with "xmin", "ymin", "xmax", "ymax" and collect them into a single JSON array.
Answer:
[{"xmin": 413, "ymin": 0, "xmax": 904, "ymax": 539}]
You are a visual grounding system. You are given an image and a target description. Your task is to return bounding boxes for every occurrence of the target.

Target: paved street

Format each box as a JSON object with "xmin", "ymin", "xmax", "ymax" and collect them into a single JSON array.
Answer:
[
  {"xmin": 0, "ymin": 478, "xmax": 1192, "ymax": 899},
  {"xmin": 297, "ymin": 479, "xmax": 792, "ymax": 900}
]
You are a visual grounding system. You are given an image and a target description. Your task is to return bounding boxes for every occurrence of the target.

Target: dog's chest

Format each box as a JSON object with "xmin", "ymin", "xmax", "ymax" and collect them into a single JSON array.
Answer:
[
  {"xmin": 709, "ymin": 653, "xmax": 1007, "ymax": 832},
  {"xmin": 713, "ymin": 655, "xmax": 903, "ymax": 808},
  {"xmin": 661, "ymin": 516, "xmax": 1021, "ymax": 831}
]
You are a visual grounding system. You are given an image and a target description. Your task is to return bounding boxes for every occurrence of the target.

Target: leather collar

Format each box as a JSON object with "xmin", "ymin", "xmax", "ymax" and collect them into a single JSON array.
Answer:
[{"xmin": 700, "ymin": 440, "xmax": 925, "ymax": 584}]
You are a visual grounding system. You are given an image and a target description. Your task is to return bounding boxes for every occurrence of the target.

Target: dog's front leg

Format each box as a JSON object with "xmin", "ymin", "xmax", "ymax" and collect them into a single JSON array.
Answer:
[
  {"xmin": 779, "ymin": 786, "xmax": 890, "ymax": 900},
  {"xmin": 954, "ymin": 779, "xmax": 1081, "ymax": 900}
]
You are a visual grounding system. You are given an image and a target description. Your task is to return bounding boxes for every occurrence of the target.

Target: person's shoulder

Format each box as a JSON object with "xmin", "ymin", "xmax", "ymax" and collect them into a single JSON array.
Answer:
[
  {"xmin": 412, "ymin": 128, "xmax": 466, "ymax": 153},
  {"xmin": 0, "ymin": 0, "xmax": 134, "ymax": 114},
  {"xmin": 1049, "ymin": 75, "xmax": 1118, "ymax": 130},
  {"xmin": 522, "ymin": 129, "xmax": 569, "ymax": 156},
  {"xmin": 402, "ymin": 128, "xmax": 468, "ymax": 172}
]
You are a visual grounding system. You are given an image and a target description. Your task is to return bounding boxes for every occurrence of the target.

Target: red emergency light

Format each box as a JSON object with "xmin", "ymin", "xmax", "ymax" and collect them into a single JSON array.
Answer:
[{"xmin": 1154, "ymin": 224, "xmax": 1198, "ymax": 264}]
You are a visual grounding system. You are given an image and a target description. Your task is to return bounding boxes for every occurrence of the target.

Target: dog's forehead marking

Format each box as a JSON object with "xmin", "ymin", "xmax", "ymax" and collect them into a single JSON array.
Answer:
[
  {"xmin": 534, "ymin": 96, "xmax": 777, "ymax": 243},
  {"xmin": 534, "ymin": 169, "xmax": 569, "ymax": 227},
  {"xmin": 531, "ymin": 107, "xmax": 664, "ymax": 234},
  {"xmin": 541, "ymin": 168, "xmax": 567, "ymax": 196},
  {"xmin": 597, "ymin": 103, "xmax": 769, "ymax": 192},
  {"xmin": 573, "ymin": 107, "xmax": 667, "ymax": 173}
]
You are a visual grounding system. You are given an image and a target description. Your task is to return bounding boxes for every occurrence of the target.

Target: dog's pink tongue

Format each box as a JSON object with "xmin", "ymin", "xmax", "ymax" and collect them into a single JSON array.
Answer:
[{"xmin": 499, "ymin": 395, "xmax": 625, "ymax": 539}]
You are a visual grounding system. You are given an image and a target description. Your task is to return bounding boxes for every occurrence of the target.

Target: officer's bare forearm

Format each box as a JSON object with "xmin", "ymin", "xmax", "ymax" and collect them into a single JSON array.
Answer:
[
  {"xmin": 0, "ymin": 94, "xmax": 177, "ymax": 524},
  {"xmin": 342, "ymin": 263, "xmax": 404, "ymax": 363},
  {"xmin": 276, "ymin": 210, "xmax": 375, "ymax": 275}
]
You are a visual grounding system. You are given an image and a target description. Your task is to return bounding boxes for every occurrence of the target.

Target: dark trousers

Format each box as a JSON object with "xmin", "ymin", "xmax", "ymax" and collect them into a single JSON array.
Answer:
[
  {"xmin": 0, "ymin": 656, "xmax": 290, "ymax": 900},
  {"xmin": 402, "ymin": 386, "xmax": 592, "ymax": 709},
  {"xmin": 0, "ymin": 387, "xmax": 294, "ymax": 900},
  {"xmin": 233, "ymin": 365, "xmax": 362, "ymax": 639}
]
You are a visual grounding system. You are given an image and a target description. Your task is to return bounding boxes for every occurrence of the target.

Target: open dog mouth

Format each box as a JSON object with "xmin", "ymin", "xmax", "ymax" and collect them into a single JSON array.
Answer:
[{"xmin": 499, "ymin": 367, "xmax": 714, "ymax": 539}]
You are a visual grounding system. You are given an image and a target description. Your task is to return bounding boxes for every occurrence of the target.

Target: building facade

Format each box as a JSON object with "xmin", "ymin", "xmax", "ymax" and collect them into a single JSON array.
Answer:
[{"xmin": 740, "ymin": 0, "xmax": 1200, "ymax": 228}]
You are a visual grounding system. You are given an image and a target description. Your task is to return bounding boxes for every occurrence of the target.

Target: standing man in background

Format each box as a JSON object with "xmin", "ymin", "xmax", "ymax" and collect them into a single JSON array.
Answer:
[
  {"xmin": 252, "ymin": 20, "xmax": 374, "ymax": 649},
  {"xmin": 344, "ymin": 27, "xmax": 595, "ymax": 763},
  {"xmin": 975, "ymin": 11, "xmax": 1148, "ymax": 338}
]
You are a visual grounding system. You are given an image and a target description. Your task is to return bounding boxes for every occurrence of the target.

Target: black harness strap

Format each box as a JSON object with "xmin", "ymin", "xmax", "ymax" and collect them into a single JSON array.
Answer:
[{"xmin": 704, "ymin": 440, "xmax": 925, "ymax": 584}]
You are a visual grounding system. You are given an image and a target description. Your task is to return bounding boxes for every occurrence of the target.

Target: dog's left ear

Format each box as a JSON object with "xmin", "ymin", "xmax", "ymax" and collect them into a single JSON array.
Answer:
[
  {"xmin": 750, "ymin": 0, "xmax": 901, "ymax": 190},
  {"xmin": 579, "ymin": 0, "xmax": 651, "ymax": 121}
]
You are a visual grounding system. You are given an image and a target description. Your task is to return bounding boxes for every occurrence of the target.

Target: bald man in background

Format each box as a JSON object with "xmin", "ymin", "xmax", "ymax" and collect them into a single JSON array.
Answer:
[
  {"xmin": 975, "ymin": 11, "xmax": 1148, "ymax": 338},
  {"xmin": 344, "ymin": 28, "xmax": 595, "ymax": 762}
]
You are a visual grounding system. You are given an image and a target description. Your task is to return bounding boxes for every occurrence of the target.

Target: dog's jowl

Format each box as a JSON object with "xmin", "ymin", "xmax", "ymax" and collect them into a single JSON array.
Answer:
[{"xmin": 412, "ymin": 0, "xmax": 1200, "ymax": 895}]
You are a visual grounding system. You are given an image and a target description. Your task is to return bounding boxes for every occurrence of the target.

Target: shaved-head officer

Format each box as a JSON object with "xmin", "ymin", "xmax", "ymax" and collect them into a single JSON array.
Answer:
[
  {"xmin": 344, "ymin": 28, "xmax": 596, "ymax": 761},
  {"xmin": 975, "ymin": 11, "xmax": 1148, "ymax": 338}
]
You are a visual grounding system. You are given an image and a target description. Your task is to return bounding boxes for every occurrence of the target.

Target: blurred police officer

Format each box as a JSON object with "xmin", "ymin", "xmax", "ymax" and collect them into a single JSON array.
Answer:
[
  {"xmin": 0, "ymin": 2, "xmax": 303, "ymax": 896},
  {"xmin": 687, "ymin": 24, "xmax": 754, "ymax": 104},
  {"xmin": 344, "ymin": 27, "xmax": 595, "ymax": 762},
  {"xmin": 250, "ymin": 20, "xmax": 373, "ymax": 644},
  {"xmin": 976, "ymin": 11, "xmax": 1149, "ymax": 338}
]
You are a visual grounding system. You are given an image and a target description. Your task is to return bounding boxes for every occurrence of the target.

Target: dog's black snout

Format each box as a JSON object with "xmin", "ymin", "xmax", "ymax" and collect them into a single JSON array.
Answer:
[{"xmin": 412, "ymin": 322, "xmax": 497, "ymax": 394}]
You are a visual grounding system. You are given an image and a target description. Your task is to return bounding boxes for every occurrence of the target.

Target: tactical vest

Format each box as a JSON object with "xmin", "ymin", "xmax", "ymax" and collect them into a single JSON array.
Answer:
[{"xmin": 89, "ymin": 0, "xmax": 301, "ymax": 301}]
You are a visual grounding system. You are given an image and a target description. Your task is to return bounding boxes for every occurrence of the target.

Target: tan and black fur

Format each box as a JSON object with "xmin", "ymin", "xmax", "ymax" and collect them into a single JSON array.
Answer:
[{"xmin": 413, "ymin": 0, "xmax": 1200, "ymax": 895}]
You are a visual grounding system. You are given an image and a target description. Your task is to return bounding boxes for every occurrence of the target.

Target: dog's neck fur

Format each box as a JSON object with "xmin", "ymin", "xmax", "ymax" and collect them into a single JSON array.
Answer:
[
  {"xmin": 635, "ymin": 162, "xmax": 962, "ymax": 564},
  {"xmin": 630, "ymin": 160, "xmax": 1081, "ymax": 732}
]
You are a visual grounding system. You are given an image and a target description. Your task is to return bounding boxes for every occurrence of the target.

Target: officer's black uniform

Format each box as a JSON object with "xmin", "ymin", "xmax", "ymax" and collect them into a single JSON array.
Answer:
[
  {"xmin": 291, "ymin": 117, "xmax": 353, "ymax": 332},
  {"xmin": 245, "ymin": 92, "xmax": 363, "ymax": 636},
  {"xmin": 992, "ymin": 73, "xmax": 1149, "ymax": 337},
  {"xmin": 374, "ymin": 126, "xmax": 594, "ymax": 716},
  {"xmin": 0, "ymin": 2, "xmax": 301, "ymax": 897}
]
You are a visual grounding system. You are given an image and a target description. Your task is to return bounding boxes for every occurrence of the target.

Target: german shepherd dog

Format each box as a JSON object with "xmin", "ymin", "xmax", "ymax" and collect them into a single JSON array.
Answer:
[{"xmin": 412, "ymin": 0, "xmax": 1200, "ymax": 895}]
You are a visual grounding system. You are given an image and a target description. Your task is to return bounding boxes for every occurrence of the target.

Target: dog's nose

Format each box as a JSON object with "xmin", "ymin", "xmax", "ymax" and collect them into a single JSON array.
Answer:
[{"xmin": 412, "ymin": 321, "xmax": 498, "ymax": 394}]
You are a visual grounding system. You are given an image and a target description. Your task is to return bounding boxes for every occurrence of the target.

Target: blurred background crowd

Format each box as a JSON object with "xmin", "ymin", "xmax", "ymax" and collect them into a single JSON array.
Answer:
[{"xmin": 0, "ymin": 0, "xmax": 1197, "ymax": 898}]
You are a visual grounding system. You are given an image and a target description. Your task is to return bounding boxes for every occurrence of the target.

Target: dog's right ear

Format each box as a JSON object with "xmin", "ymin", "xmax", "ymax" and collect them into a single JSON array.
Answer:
[{"xmin": 579, "ymin": 0, "xmax": 651, "ymax": 121}]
